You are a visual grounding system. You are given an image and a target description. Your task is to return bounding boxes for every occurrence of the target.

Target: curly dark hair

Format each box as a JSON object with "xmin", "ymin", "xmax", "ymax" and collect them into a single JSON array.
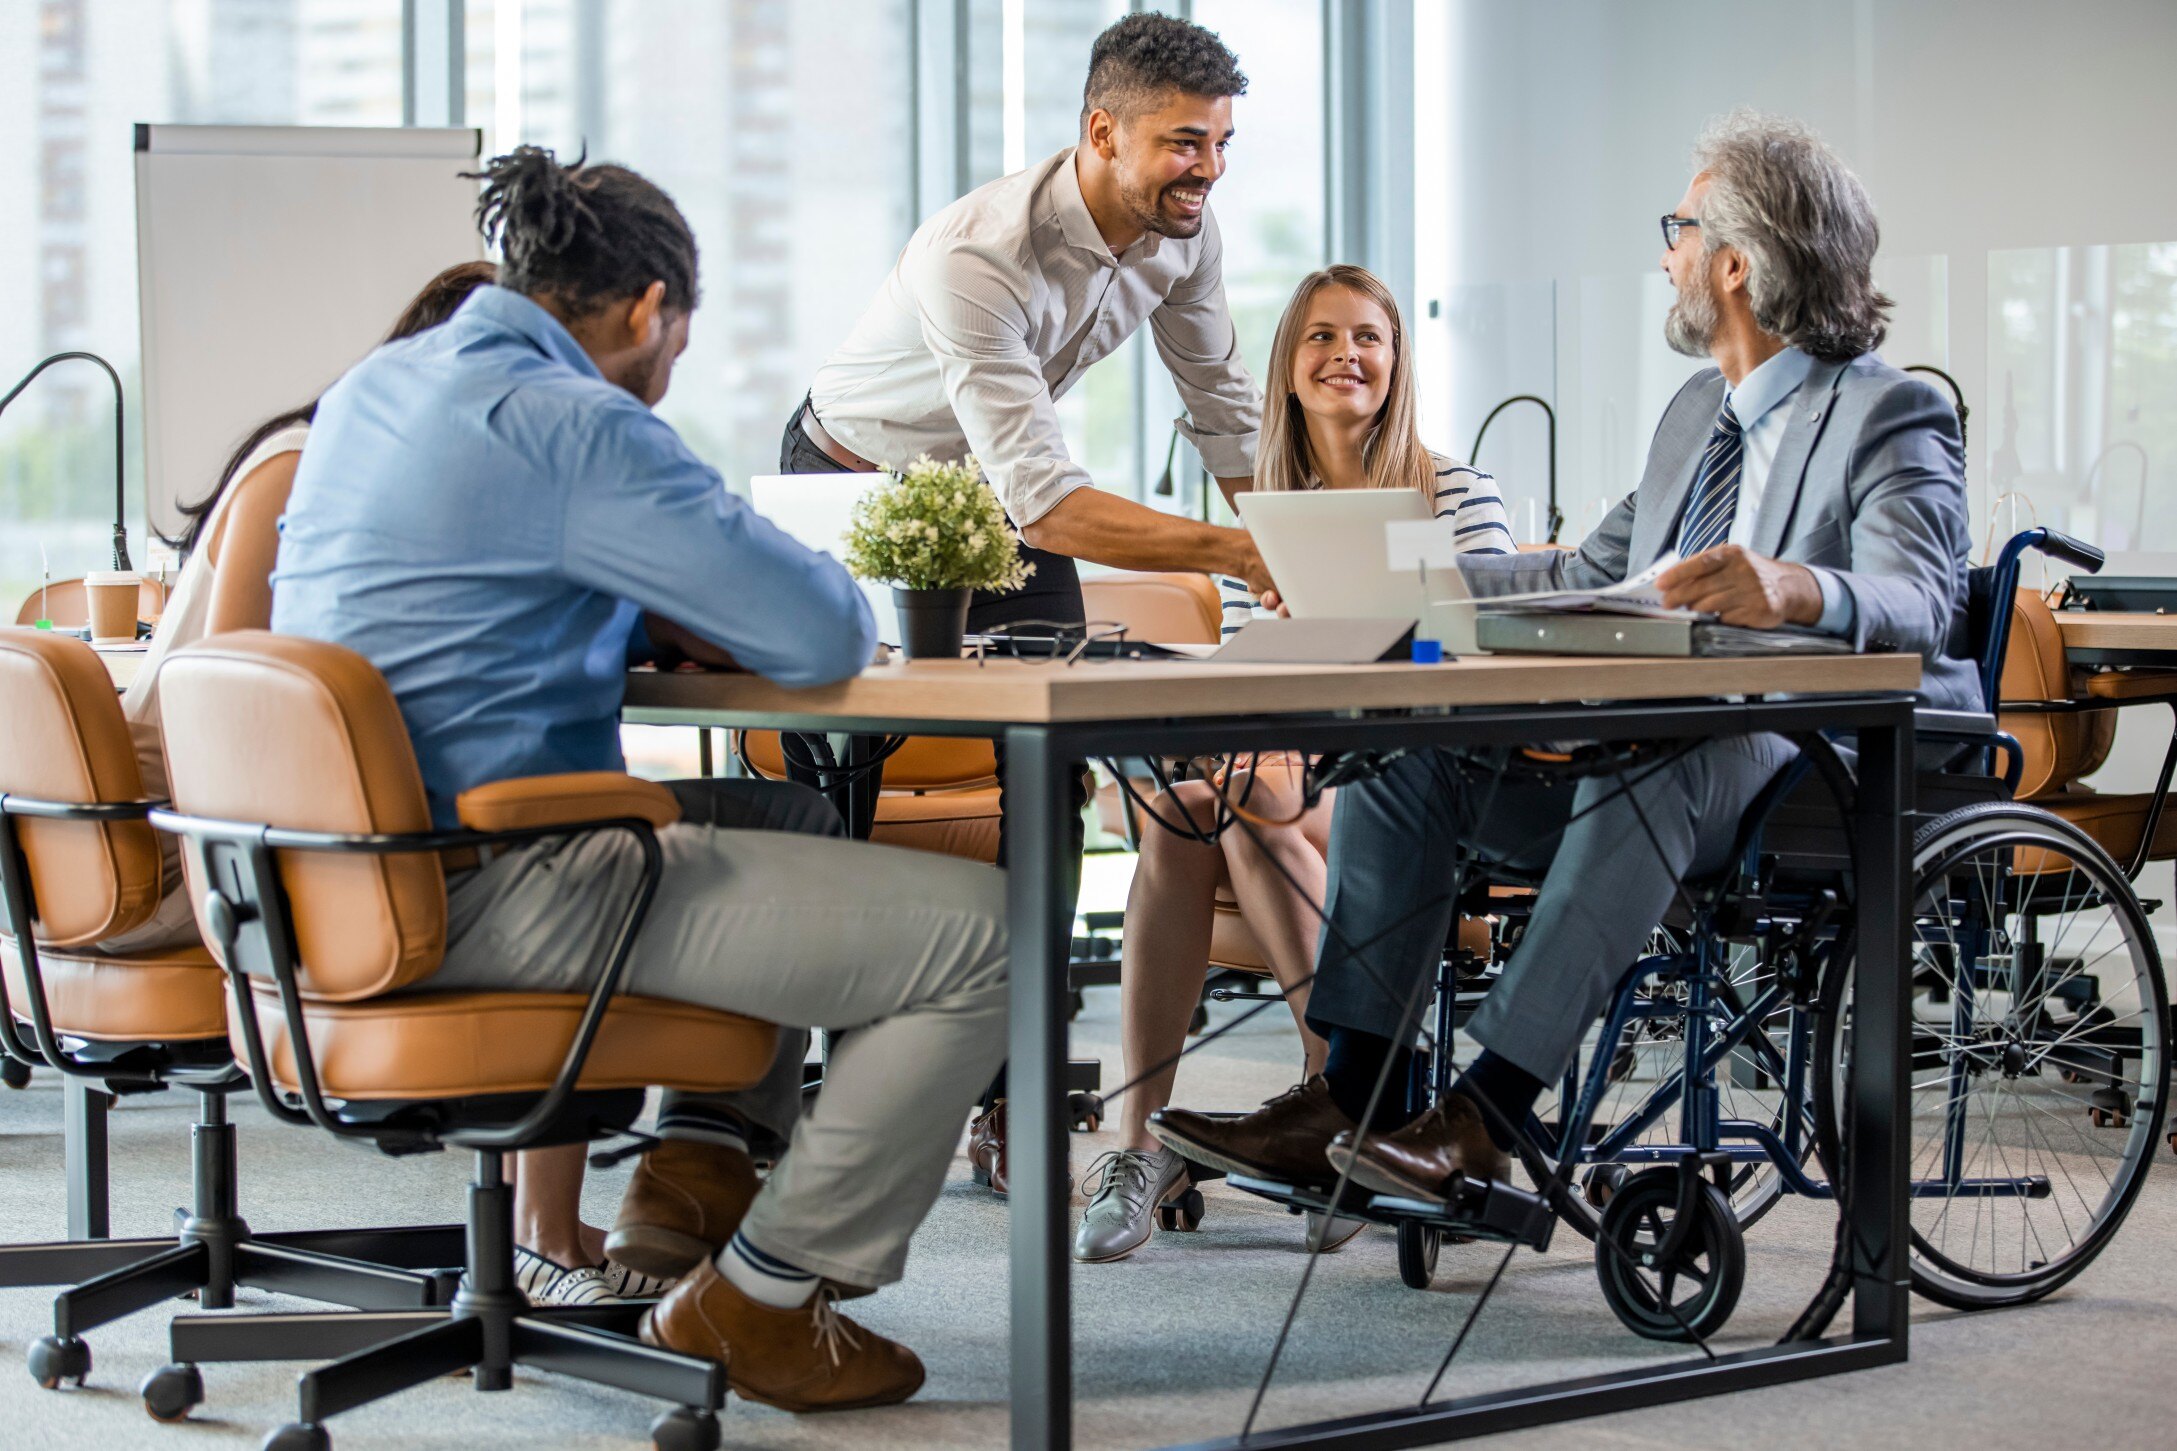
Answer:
[
  {"xmin": 462, "ymin": 145, "xmax": 699, "ymax": 318},
  {"xmin": 1080, "ymin": 12, "xmax": 1247, "ymax": 131}
]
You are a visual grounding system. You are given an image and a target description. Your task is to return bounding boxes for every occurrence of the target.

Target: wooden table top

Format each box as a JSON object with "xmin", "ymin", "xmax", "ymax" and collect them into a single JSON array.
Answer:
[
  {"xmin": 623, "ymin": 651, "xmax": 1923, "ymax": 727},
  {"xmin": 2055, "ymin": 612, "xmax": 2177, "ymax": 653}
]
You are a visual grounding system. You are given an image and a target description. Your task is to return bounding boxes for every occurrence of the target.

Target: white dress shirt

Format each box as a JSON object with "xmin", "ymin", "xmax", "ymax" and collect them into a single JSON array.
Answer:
[
  {"xmin": 1722, "ymin": 345, "xmax": 1852, "ymax": 633},
  {"xmin": 809, "ymin": 147, "xmax": 1261, "ymax": 528}
]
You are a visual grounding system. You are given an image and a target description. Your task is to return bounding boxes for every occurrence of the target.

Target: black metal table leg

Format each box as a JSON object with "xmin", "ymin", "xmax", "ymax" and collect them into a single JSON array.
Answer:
[
  {"xmin": 1007, "ymin": 724, "xmax": 1071, "ymax": 1451},
  {"xmin": 1848, "ymin": 704, "xmax": 1914, "ymax": 1344},
  {"xmin": 63, "ymin": 1077, "xmax": 108, "ymax": 1240}
]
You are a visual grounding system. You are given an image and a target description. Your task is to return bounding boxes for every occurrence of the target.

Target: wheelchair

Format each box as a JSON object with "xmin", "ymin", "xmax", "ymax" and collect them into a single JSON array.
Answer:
[{"xmin": 1226, "ymin": 527, "xmax": 2171, "ymax": 1343}]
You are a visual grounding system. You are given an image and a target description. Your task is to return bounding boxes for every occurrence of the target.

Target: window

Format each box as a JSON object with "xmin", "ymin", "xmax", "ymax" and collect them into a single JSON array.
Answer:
[
  {"xmin": 0, "ymin": 0, "xmax": 404, "ymax": 616},
  {"xmin": 464, "ymin": 0, "xmax": 917, "ymax": 493}
]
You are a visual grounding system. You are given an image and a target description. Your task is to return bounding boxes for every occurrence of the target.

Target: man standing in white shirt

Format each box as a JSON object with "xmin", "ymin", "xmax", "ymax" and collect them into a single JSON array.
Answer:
[{"xmin": 787, "ymin": 11, "xmax": 1270, "ymax": 636}]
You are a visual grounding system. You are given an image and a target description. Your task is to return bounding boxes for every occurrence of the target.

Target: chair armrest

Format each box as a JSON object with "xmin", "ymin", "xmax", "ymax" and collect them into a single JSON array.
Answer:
[
  {"xmin": 456, "ymin": 773, "xmax": 681, "ymax": 833},
  {"xmin": 2082, "ymin": 669, "xmax": 2177, "ymax": 702},
  {"xmin": 1913, "ymin": 709, "xmax": 2000, "ymax": 740}
]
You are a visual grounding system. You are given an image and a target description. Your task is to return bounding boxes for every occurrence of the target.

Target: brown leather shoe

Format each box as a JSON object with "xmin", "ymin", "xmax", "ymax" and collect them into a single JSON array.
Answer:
[
  {"xmin": 605, "ymin": 1139, "xmax": 760, "ymax": 1280},
  {"xmin": 640, "ymin": 1258, "xmax": 925, "ymax": 1412},
  {"xmin": 1147, "ymin": 1076, "xmax": 1356, "ymax": 1188},
  {"xmin": 1325, "ymin": 1090, "xmax": 1510, "ymax": 1204},
  {"xmin": 968, "ymin": 1100, "xmax": 1007, "ymax": 1198}
]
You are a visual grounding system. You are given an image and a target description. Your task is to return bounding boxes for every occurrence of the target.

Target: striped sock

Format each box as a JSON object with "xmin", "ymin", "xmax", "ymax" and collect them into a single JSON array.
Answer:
[
  {"xmin": 655, "ymin": 1100, "xmax": 752, "ymax": 1156},
  {"xmin": 717, "ymin": 1231, "xmax": 818, "ymax": 1309}
]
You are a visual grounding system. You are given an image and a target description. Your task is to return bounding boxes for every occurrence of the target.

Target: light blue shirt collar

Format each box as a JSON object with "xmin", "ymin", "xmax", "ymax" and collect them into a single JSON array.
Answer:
[
  {"xmin": 1726, "ymin": 345, "xmax": 1813, "ymax": 430},
  {"xmin": 456, "ymin": 284, "xmax": 605, "ymax": 381}
]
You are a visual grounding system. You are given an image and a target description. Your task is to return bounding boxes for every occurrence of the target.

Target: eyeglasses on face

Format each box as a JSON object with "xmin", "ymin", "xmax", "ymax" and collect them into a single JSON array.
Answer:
[{"xmin": 1660, "ymin": 214, "xmax": 1701, "ymax": 251}]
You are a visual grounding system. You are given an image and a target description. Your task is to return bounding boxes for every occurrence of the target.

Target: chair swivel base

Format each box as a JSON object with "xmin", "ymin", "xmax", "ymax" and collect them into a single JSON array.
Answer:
[
  {"xmin": 162, "ymin": 1299, "xmax": 723, "ymax": 1451},
  {"xmin": 156, "ymin": 1152, "xmax": 726, "ymax": 1451},
  {"xmin": 0, "ymin": 1091, "xmax": 464, "ymax": 1390}
]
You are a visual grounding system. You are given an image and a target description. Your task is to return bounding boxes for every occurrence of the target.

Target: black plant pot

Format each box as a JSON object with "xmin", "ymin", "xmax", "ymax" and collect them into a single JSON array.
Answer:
[{"xmin": 893, "ymin": 585, "xmax": 974, "ymax": 660}]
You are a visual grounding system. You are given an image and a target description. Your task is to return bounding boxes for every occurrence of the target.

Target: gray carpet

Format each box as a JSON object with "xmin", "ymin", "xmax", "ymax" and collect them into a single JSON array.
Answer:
[{"xmin": 3, "ymin": 986, "xmax": 2172, "ymax": 1451}]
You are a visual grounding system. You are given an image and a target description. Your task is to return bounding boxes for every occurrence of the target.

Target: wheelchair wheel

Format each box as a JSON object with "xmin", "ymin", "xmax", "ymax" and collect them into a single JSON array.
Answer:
[
  {"xmin": 1815, "ymin": 803, "xmax": 2168, "ymax": 1310},
  {"xmin": 1395, "ymin": 1220, "xmax": 1441, "ymax": 1289},
  {"xmin": 1593, "ymin": 1168, "xmax": 1745, "ymax": 1342}
]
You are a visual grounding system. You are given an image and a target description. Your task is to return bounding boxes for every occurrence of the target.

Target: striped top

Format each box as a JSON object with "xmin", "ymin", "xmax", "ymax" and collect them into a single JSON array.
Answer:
[{"xmin": 1219, "ymin": 451, "xmax": 1515, "ymax": 637}]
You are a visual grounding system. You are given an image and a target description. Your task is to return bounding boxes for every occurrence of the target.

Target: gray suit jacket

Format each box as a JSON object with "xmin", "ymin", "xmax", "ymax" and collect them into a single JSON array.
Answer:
[{"xmin": 1462, "ymin": 354, "xmax": 1975, "ymax": 711}]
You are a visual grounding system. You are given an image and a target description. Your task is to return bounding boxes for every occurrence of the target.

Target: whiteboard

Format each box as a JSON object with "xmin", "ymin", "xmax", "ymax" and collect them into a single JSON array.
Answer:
[{"xmin": 134, "ymin": 125, "xmax": 483, "ymax": 538}]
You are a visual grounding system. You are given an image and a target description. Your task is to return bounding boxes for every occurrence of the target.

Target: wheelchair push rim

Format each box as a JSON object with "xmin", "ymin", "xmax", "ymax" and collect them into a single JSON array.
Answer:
[{"xmin": 1816, "ymin": 802, "xmax": 2169, "ymax": 1309}]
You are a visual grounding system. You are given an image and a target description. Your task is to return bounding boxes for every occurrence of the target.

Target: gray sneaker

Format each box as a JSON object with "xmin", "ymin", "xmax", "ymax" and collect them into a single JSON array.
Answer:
[{"xmin": 1072, "ymin": 1147, "xmax": 1194, "ymax": 1263}]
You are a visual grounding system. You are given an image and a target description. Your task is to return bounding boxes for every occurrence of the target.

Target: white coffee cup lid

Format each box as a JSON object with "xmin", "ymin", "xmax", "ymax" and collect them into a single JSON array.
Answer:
[{"xmin": 84, "ymin": 570, "xmax": 141, "ymax": 586}]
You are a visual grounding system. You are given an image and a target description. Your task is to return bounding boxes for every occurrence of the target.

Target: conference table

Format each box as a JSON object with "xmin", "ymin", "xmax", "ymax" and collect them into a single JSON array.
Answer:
[{"xmin": 624, "ymin": 649, "xmax": 1923, "ymax": 1451}]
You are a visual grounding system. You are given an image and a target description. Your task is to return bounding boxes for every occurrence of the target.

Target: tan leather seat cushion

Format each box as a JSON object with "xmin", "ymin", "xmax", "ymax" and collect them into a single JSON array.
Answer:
[
  {"xmin": 1999, "ymin": 591, "xmax": 2116, "ymax": 798},
  {"xmin": 1209, "ymin": 897, "xmax": 1269, "ymax": 973},
  {"xmin": 3, "ymin": 940, "xmax": 226, "ymax": 1041},
  {"xmin": 870, "ymin": 789, "xmax": 1002, "ymax": 863},
  {"xmin": 2029, "ymin": 791, "xmax": 2177, "ymax": 872},
  {"xmin": 241, "ymin": 983, "xmax": 777, "ymax": 1100},
  {"xmin": 737, "ymin": 732, "xmax": 997, "ymax": 791}
]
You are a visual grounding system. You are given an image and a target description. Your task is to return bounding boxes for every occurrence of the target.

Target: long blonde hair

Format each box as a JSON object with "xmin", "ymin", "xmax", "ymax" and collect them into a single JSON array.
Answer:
[{"xmin": 1254, "ymin": 264, "xmax": 1433, "ymax": 496}]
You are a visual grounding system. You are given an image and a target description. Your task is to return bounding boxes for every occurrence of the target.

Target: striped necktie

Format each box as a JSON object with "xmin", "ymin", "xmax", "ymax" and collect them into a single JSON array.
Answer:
[{"xmin": 1674, "ymin": 398, "xmax": 1744, "ymax": 557}]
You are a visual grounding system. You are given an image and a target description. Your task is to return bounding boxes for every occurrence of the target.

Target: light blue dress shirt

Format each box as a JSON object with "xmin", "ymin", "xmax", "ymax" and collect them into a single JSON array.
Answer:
[
  {"xmin": 1722, "ymin": 345, "xmax": 1852, "ymax": 634},
  {"xmin": 271, "ymin": 285, "xmax": 876, "ymax": 826}
]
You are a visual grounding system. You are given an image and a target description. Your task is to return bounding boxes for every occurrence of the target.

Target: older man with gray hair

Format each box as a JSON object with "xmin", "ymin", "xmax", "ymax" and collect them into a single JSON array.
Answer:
[{"xmin": 1150, "ymin": 111, "xmax": 1972, "ymax": 1201}]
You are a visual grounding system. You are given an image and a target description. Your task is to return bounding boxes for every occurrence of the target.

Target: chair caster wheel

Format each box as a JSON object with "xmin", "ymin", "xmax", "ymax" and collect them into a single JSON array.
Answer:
[
  {"xmin": 28, "ymin": 1334, "xmax": 91, "ymax": 1389},
  {"xmin": 1156, "ymin": 1187, "xmax": 1206, "ymax": 1232},
  {"xmin": 263, "ymin": 1421, "xmax": 331, "ymax": 1451},
  {"xmin": 2088, "ymin": 1086, "xmax": 2133, "ymax": 1129},
  {"xmin": 1068, "ymin": 1091, "xmax": 1104, "ymax": 1133},
  {"xmin": 1595, "ymin": 1168, "xmax": 1745, "ymax": 1342},
  {"xmin": 1188, "ymin": 1002, "xmax": 1211, "ymax": 1036},
  {"xmin": 1584, "ymin": 1163, "xmax": 1630, "ymax": 1209},
  {"xmin": 650, "ymin": 1406, "xmax": 721, "ymax": 1451},
  {"xmin": 141, "ymin": 1362, "xmax": 204, "ymax": 1422},
  {"xmin": 1396, "ymin": 1220, "xmax": 1442, "ymax": 1289},
  {"xmin": 1, "ymin": 1057, "xmax": 29, "ymax": 1088}
]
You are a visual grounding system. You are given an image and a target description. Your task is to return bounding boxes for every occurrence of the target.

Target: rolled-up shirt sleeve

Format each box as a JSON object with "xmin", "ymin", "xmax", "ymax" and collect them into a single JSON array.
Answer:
[
  {"xmin": 909, "ymin": 238, "xmax": 1093, "ymax": 529},
  {"xmin": 560, "ymin": 401, "xmax": 876, "ymax": 687},
  {"xmin": 1153, "ymin": 210, "xmax": 1260, "ymax": 478}
]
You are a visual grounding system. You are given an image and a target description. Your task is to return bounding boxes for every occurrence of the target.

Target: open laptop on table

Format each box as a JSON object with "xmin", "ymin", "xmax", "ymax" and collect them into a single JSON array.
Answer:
[
  {"xmin": 748, "ymin": 473, "xmax": 900, "ymax": 646},
  {"xmin": 1234, "ymin": 488, "xmax": 1480, "ymax": 655}
]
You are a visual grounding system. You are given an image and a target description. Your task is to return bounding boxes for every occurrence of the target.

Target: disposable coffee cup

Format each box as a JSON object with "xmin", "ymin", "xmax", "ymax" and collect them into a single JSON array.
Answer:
[{"xmin": 83, "ymin": 570, "xmax": 141, "ymax": 643}]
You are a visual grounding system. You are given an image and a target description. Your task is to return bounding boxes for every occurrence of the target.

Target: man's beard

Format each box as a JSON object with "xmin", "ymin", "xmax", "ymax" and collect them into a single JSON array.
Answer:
[
  {"xmin": 1664, "ymin": 257, "xmax": 1719, "ymax": 357},
  {"xmin": 1119, "ymin": 173, "xmax": 1207, "ymax": 240}
]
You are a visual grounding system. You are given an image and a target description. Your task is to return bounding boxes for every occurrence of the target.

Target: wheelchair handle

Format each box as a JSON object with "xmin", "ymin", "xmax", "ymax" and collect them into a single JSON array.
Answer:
[{"xmin": 2034, "ymin": 527, "xmax": 2105, "ymax": 574}]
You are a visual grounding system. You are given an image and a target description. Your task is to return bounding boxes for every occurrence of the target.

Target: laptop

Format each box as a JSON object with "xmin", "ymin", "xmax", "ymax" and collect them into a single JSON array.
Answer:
[
  {"xmin": 1235, "ymin": 488, "xmax": 1476, "ymax": 644},
  {"xmin": 747, "ymin": 473, "xmax": 899, "ymax": 645}
]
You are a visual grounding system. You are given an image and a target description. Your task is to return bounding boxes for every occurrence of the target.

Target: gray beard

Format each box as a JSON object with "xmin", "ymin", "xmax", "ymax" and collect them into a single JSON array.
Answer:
[{"xmin": 1664, "ymin": 266, "xmax": 1719, "ymax": 358}]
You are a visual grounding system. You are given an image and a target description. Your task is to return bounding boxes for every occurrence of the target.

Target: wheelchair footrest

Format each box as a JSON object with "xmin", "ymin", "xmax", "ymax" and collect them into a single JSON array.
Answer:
[{"xmin": 1224, "ymin": 1172, "xmax": 1554, "ymax": 1252}]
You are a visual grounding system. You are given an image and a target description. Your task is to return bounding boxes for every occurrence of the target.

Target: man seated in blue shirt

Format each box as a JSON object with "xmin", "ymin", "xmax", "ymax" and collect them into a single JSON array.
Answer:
[{"xmin": 272, "ymin": 146, "xmax": 1003, "ymax": 1411}]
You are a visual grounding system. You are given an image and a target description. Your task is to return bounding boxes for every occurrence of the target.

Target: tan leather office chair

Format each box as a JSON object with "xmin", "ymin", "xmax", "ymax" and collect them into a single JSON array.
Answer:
[
  {"xmin": 14, "ymin": 575, "xmax": 169, "ymax": 630},
  {"xmin": 738, "ymin": 731, "xmax": 1002, "ymax": 861},
  {"xmin": 0, "ymin": 628, "xmax": 461, "ymax": 1397},
  {"xmin": 152, "ymin": 631, "xmax": 776, "ymax": 1450},
  {"xmin": 1999, "ymin": 588, "xmax": 2177, "ymax": 875}
]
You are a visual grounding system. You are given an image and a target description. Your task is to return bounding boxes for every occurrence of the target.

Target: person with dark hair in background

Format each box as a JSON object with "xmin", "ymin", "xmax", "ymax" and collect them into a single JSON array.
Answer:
[
  {"xmin": 270, "ymin": 146, "xmax": 1010, "ymax": 1411},
  {"xmin": 115, "ymin": 259, "xmax": 497, "ymax": 956},
  {"xmin": 785, "ymin": 6, "xmax": 1263, "ymax": 1193}
]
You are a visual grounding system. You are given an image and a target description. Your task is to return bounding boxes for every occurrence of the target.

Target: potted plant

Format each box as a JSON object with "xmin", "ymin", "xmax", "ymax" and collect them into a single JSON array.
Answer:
[{"xmin": 844, "ymin": 455, "xmax": 1032, "ymax": 659}]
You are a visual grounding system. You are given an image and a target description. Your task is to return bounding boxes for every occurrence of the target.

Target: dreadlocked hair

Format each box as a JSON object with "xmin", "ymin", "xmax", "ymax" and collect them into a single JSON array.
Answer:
[{"xmin": 464, "ymin": 145, "xmax": 700, "ymax": 317}]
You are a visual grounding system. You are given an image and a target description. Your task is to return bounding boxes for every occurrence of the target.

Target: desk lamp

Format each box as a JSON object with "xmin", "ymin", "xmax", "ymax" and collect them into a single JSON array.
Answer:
[
  {"xmin": 1469, "ymin": 394, "xmax": 1560, "ymax": 543},
  {"xmin": 1, "ymin": 351, "xmax": 134, "ymax": 577}
]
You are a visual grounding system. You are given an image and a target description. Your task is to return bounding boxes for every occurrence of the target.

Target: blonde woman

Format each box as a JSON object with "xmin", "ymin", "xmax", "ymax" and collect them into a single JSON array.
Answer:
[{"xmin": 1075, "ymin": 264, "xmax": 1513, "ymax": 1263}]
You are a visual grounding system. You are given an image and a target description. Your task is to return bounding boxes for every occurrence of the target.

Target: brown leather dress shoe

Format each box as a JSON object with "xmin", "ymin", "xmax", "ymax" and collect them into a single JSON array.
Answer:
[
  {"xmin": 1324, "ymin": 1090, "xmax": 1510, "ymax": 1204},
  {"xmin": 1147, "ymin": 1076, "xmax": 1357, "ymax": 1188},
  {"xmin": 640, "ymin": 1259, "xmax": 925, "ymax": 1413},
  {"xmin": 968, "ymin": 1100, "xmax": 1007, "ymax": 1198},
  {"xmin": 604, "ymin": 1139, "xmax": 761, "ymax": 1280}
]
